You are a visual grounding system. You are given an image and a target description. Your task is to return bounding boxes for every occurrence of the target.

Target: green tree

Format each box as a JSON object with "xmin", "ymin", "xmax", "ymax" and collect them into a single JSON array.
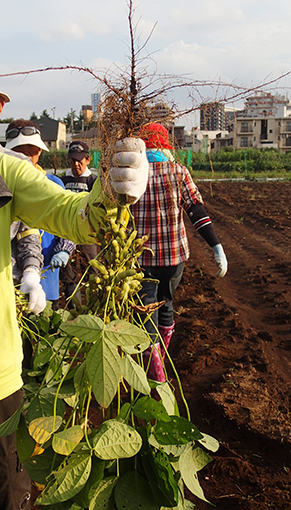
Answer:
[
  {"xmin": 30, "ymin": 112, "xmax": 38, "ymax": 121},
  {"xmin": 40, "ymin": 109, "xmax": 51, "ymax": 118}
]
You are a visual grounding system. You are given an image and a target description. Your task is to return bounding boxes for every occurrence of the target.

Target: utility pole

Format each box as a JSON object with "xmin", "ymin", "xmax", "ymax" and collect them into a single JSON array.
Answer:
[{"xmin": 51, "ymin": 106, "xmax": 57, "ymax": 119}]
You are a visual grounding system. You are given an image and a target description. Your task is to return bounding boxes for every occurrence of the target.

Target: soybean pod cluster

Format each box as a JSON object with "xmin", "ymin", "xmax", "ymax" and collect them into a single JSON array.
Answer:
[{"xmin": 81, "ymin": 215, "xmax": 149, "ymax": 322}]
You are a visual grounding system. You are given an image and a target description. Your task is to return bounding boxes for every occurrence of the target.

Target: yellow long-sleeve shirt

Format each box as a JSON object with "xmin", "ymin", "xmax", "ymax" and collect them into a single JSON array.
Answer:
[{"xmin": 0, "ymin": 153, "xmax": 114, "ymax": 400}]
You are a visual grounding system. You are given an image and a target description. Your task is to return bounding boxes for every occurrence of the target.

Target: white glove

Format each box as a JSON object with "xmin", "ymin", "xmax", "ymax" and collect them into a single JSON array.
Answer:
[
  {"xmin": 50, "ymin": 251, "xmax": 70, "ymax": 271},
  {"xmin": 20, "ymin": 268, "xmax": 47, "ymax": 314},
  {"xmin": 212, "ymin": 244, "xmax": 228, "ymax": 278},
  {"xmin": 110, "ymin": 138, "xmax": 149, "ymax": 204}
]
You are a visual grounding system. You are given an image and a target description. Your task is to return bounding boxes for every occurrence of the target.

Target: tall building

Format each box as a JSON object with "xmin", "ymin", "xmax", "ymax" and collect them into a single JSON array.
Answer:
[
  {"xmin": 200, "ymin": 102, "xmax": 226, "ymax": 131},
  {"xmin": 244, "ymin": 93, "xmax": 289, "ymax": 118},
  {"xmin": 91, "ymin": 93, "xmax": 101, "ymax": 114}
]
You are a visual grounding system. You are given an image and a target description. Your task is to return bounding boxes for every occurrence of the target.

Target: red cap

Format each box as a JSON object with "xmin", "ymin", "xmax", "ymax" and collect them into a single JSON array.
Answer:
[{"xmin": 139, "ymin": 123, "xmax": 173, "ymax": 150}]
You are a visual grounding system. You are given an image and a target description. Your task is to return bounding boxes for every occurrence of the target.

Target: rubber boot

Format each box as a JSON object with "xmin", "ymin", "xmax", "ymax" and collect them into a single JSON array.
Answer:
[
  {"xmin": 143, "ymin": 342, "xmax": 166, "ymax": 383},
  {"xmin": 159, "ymin": 322, "xmax": 175, "ymax": 360}
]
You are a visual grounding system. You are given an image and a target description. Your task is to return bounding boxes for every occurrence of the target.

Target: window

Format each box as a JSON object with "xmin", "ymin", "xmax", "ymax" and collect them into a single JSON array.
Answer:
[
  {"xmin": 241, "ymin": 122, "xmax": 249, "ymax": 133},
  {"xmin": 240, "ymin": 137, "xmax": 248, "ymax": 147},
  {"xmin": 286, "ymin": 121, "xmax": 291, "ymax": 131}
]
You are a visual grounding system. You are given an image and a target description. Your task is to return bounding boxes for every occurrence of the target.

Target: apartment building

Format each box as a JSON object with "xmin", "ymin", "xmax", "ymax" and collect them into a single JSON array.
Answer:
[
  {"xmin": 200, "ymin": 102, "xmax": 226, "ymax": 130},
  {"xmin": 235, "ymin": 116, "xmax": 291, "ymax": 153}
]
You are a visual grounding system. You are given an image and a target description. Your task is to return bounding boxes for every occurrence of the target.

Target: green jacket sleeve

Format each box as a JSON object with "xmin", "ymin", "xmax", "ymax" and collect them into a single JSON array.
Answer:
[{"xmin": 1, "ymin": 154, "xmax": 116, "ymax": 244}]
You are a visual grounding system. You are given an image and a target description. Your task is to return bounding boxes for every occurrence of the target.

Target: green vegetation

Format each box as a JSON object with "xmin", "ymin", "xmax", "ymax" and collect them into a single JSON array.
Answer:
[{"xmin": 187, "ymin": 147, "xmax": 291, "ymax": 180}]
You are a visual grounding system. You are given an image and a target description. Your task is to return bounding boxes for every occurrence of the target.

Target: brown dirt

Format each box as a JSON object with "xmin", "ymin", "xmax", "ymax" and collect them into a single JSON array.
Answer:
[
  {"xmin": 32, "ymin": 180, "xmax": 291, "ymax": 509},
  {"xmin": 171, "ymin": 180, "xmax": 291, "ymax": 510}
]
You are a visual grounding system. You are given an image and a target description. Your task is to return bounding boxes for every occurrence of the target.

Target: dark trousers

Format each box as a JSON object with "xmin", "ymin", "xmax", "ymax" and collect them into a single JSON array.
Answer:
[
  {"xmin": 0, "ymin": 390, "xmax": 31, "ymax": 510},
  {"xmin": 138, "ymin": 263, "xmax": 184, "ymax": 336}
]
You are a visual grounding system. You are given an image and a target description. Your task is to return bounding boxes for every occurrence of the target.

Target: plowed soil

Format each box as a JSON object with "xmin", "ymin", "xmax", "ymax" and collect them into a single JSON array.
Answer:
[{"xmin": 172, "ymin": 180, "xmax": 291, "ymax": 509}]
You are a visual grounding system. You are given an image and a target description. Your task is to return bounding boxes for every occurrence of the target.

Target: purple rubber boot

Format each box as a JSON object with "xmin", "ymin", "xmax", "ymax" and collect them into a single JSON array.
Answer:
[
  {"xmin": 143, "ymin": 343, "xmax": 166, "ymax": 382},
  {"xmin": 159, "ymin": 323, "xmax": 175, "ymax": 360}
]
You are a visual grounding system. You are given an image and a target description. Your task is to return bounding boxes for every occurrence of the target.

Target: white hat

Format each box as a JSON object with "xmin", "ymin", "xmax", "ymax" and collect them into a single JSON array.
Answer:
[
  {"xmin": 0, "ymin": 91, "xmax": 11, "ymax": 103},
  {"xmin": 6, "ymin": 132, "xmax": 49, "ymax": 152}
]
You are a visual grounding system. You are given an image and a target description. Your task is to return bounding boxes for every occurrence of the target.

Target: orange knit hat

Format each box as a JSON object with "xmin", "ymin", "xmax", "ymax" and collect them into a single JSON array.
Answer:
[{"xmin": 139, "ymin": 123, "xmax": 173, "ymax": 150}]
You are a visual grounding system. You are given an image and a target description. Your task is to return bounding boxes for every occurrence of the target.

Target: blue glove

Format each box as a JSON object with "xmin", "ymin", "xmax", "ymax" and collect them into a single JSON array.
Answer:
[
  {"xmin": 212, "ymin": 244, "xmax": 228, "ymax": 278},
  {"xmin": 50, "ymin": 251, "xmax": 70, "ymax": 271}
]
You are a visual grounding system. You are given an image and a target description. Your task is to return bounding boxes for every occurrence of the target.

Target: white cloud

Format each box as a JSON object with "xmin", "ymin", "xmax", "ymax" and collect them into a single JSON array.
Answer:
[{"xmin": 40, "ymin": 22, "xmax": 85, "ymax": 42}]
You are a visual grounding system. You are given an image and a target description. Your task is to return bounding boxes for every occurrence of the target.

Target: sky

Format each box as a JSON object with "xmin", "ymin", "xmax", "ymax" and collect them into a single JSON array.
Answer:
[{"xmin": 1, "ymin": 0, "xmax": 291, "ymax": 129}]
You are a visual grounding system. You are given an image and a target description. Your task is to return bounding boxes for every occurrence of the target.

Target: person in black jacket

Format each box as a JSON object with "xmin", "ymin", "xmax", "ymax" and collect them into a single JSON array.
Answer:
[{"xmin": 60, "ymin": 141, "xmax": 98, "ymax": 307}]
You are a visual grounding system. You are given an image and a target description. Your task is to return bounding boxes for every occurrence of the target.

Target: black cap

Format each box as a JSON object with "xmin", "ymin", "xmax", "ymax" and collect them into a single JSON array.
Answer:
[{"xmin": 68, "ymin": 140, "xmax": 89, "ymax": 161}]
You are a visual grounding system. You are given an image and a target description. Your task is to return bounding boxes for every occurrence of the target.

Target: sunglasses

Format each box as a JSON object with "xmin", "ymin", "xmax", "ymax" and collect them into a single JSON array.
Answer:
[
  {"xmin": 6, "ymin": 126, "xmax": 41, "ymax": 139},
  {"xmin": 69, "ymin": 144, "xmax": 87, "ymax": 153}
]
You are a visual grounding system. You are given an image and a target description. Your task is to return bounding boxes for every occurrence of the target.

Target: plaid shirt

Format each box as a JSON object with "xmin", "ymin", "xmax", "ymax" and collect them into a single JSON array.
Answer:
[{"xmin": 131, "ymin": 161, "xmax": 203, "ymax": 266}]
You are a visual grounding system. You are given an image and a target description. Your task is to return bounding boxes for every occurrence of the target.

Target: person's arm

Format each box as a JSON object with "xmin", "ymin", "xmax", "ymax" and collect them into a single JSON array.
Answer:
[
  {"xmin": 12, "ymin": 222, "xmax": 46, "ymax": 314},
  {"xmin": 50, "ymin": 238, "xmax": 76, "ymax": 271},
  {"xmin": 16, "ymin": 223, "xmax": 44, "ymax": 273},
  {"xmin": 182, "ymin": 167, "xmax": 227, "ymax": 278},
  {"xmin": 4, "ymin": 138, "xmax": 148, "ymax": 245}
]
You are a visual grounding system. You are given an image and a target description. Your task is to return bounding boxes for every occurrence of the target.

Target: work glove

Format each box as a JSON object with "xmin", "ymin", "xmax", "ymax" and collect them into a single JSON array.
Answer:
[
  {"xmin": 110, "ymin": 138, "xmax": 149, "ymax": 204},
  {"xmin": 212, "ymin": 244, "xmax": 228, "ymax": 278},
  {"xmin": 50, "ymin": 251, "xmax": 70, "ymax": 271},
  {"xmin": 20, "ymin": 267, "xmax": 46, "ymax": 314}
]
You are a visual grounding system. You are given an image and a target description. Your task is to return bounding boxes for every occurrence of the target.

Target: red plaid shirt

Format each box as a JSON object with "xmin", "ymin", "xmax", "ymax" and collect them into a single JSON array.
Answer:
[{"xmin": 131, "ymin": 161, "xmax": 203, "ymax": 266}]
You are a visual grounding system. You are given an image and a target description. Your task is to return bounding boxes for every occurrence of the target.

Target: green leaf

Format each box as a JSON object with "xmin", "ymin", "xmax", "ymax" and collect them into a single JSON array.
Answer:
[
  {"xmin": 0, "ymin": 400, "xmax": 24, "ymax": 438},
  {"xmin": 156, "ymin": 382, "xmax": 176, "ymax": 416},
  {"xmin": 25, "ymin": 447, "xmax": 63, "ymax": 485},
  {"xmin": 154, "ymin": 416, "xmax": 203, "ymax": 445},
  {"xmin": 16, "ymin": 414, "xmax": 36, "ymax": 463},
  {"xmin": 93, "ymin": 419, "xmax": 142, "ymax": 460},
  {"xmin": 33, "ymin": 341, "xmax": 53, "ymax": 370},
  {"xmin": 141, "ymin": 447, "xmax": 179, "ymax": 507},
  {"xmin": 88, "ymin": 476, "xmax": 118, "ymax": 510},
  {"xmin": 132, "ymin": 396, "xmax": 171, "ymax": 422},
  {"xmin": 115, "ymin": 470, "xmax": 159, "ymax": 510},
  {"xmin": 60, "ymin": 315, "xmax": 103, "ymax": 342},
  {"xmin": 23, "ymin": 381, "xmax": 41, "ymax": 398},
  {"xmin": 73, "ymin": 456, "xmax": 105, "ymax": 508},
  {"xmin": 26, "ymin": 392, "xmax": 66, "ymax": 424},
  {"xmin": 122, "ymin": 340, "xmax": 150, "ymax": 355},
  {"xmin": 148, "ymin": 434, "xmax": 189, "ymax": 459},
  {"xmin": 120, "ymin": 354, "xmax": 150, "ymax": 395},
  {"xmin": 86, "ymin": 338, "xmax": 121, "ymax": 408},
  {"xmin": 117, "ymin": 403, "xmax": 131, "ymax": 421},
  {"xmin": 28, "ymin": 415, "xmax": 63, "ymax": 444},
  {"xmin": 74, "ymin": 362, "xmax": 88, "ymax": 396},
  {"xmin": 52, "ymin": 426, "xmax": 84, "ymax": 455},
  {"xmin": 179, "ymin": 443, "xmax": 213, "ymax": 503},
  {"xmin": 104, "ymin": 320, "xmax": 149, "ymax": 350},
  {"xmin": 198, "ymin": 433, "xmax": 220, "ymax": 453},
  {"xmin": 36, "ymin": 452, "xmax": 92, "ymax": 505}
]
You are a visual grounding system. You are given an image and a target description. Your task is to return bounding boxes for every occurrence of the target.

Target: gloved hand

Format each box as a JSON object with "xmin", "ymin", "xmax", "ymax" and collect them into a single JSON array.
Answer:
[
  {"xmin": 20, "ymin": 268, "xmax": 46, "ymax": 314},
  {"xmin": 50, "ymin": 251, "xmax": 70, "ymax": 271},
  {"xmin": 110, "ymin": 138, "xmax": 149, "ymax": 204},
  {"xmin": 212, "ymin": 244, "xmax": 228, "ymax": 278}
]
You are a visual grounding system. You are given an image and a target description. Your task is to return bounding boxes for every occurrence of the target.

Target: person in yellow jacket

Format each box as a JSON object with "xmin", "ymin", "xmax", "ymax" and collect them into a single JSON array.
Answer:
[{"xmin": 0, "ymin": 137, "xmax": 148, "ymax": 509}]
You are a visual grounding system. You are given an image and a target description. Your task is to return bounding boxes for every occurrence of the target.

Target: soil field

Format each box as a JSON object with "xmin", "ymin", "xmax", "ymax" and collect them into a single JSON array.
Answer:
[
  {"xmin": 32, "ymin": 180, "xmax": 291, "ymax": 509},
  {"xmin": 172, "ymin": 180, "xmax": 291, "ymax": 510}
]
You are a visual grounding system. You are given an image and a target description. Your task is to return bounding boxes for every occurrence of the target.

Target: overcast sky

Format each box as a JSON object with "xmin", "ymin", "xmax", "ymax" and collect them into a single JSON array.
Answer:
[{"xmin": 1, "ymin": 0, "xmax": 291, "ymax": 128}]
